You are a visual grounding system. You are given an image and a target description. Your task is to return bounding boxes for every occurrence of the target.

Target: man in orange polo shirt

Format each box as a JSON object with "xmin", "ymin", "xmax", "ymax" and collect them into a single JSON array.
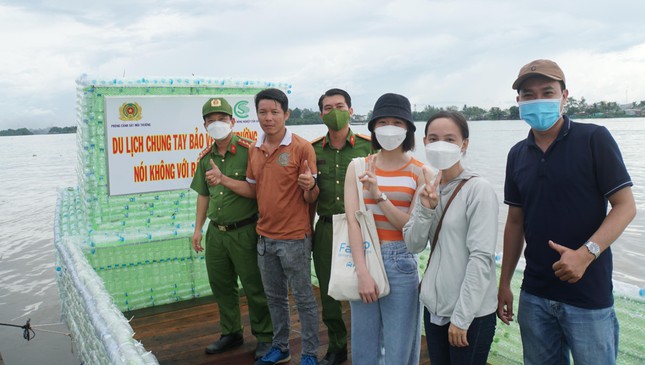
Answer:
[
  {"xmin": 246, "ymin": 88, "xmax": 321, "ymax": 365},
  {"xmin": 205, "ymin": 89, "xmax": 320, "ymax": 364}
]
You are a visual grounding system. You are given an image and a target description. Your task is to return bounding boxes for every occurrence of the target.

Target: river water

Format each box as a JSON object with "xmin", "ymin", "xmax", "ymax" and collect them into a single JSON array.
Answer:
[{"xmin": 0, "ymin": 118, "xmax": 643, "ymax": 364}]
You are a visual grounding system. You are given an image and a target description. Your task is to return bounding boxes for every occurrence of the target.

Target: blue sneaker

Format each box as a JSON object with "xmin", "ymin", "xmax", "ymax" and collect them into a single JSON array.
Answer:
[
  {"xmin": 300, "ymin": 354, "xmax": 318, "ymax": 365},
  {"xmin": 253, "ymin": 346, "xmax": 291, "ymax": 365}
]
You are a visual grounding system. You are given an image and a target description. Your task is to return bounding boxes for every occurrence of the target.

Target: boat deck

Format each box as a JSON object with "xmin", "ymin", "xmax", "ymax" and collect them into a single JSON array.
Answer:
[{"xmin": 128, "ymin": 286, "xmax": 432, "ymax": 364}]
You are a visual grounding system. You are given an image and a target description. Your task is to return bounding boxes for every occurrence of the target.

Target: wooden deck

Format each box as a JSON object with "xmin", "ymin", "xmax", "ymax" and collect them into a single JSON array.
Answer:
[{"xmin": 128, "ymin": 286, "xmax": 431, "ymax": 364}]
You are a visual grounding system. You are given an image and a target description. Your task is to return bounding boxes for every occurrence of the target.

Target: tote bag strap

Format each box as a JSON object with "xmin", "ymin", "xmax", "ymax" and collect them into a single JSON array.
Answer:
[
  {"xmin": 422, "ymin": 177, "xmax": 473, "ymax": 278},
  {"xmin": 353, "ymin": 157, "xmax": 368, "ymax": 212}
]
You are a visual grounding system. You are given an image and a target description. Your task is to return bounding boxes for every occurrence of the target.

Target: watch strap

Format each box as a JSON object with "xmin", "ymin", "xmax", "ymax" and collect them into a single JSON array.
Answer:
[{"xmin": 585, "ymin": 241, "xmax": 600, "ymax": 260}]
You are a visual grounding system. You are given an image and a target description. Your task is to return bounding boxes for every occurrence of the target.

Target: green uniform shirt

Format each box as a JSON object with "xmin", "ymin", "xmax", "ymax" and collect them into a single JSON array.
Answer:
[
  {"xmin": 190, "ymin": 134, "xmax": 257, "ymax": 224},
  {"xmin": 313, "ymin": 129, "xmax": 373, "ymax": 217}
]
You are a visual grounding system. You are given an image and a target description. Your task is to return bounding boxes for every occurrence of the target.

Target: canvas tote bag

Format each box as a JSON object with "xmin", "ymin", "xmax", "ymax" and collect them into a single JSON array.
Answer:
[{"xmin": 328, "ymin": 157, "xmax": 390, "ymax": 301}]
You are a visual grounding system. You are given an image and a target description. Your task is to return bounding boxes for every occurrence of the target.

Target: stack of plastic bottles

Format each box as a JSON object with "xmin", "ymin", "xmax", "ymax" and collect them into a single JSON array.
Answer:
[
  {"xmin": 54, "ymin": 76, "xmax": 290, "ymax": 365},
  {"xmin": 68, "ymin": 75, "xmax": 290, "ymax": 311},
  {"xmin": 55, "ymin": 221, "xmax": 158, "ymax": 365}
]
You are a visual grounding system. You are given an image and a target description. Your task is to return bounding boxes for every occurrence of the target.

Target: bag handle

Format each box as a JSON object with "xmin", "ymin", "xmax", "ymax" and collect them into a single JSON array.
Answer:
[
  {"xmin": 422, "ymin": 177, "xmax": 473, "ymax": 278},
  {"xmin": 353, "ymin": 157, "xmax": 368, "ymax": 212}
]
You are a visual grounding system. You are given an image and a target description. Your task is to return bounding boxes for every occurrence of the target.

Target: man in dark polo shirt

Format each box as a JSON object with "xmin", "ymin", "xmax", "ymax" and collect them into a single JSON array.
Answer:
[
  {"xmin": 191, "ymin": 97, "xmax": 273, "ymax": 360},
  {"xmin": 497, "ymin": 59, "xmax": 636, "ymax": 365},
  {"xmin": 311, "ymin": 88, "xmax": 372, "ymax": 365}
]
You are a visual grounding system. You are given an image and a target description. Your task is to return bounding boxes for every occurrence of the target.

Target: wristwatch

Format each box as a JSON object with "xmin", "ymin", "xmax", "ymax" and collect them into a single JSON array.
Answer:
[
  {"xmin": 584, "ymin": 241, "xmax": 600, "ymax": 260},
  {"xmin": 375, "ymin": 192, "xmax": 388, "ymax": 204}
]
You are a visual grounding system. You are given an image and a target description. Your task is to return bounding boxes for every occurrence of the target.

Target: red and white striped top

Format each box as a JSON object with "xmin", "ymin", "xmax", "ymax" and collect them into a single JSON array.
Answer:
[{"xmin": 363, "ymin": 156, "xmax": 424, "ymax": 242}]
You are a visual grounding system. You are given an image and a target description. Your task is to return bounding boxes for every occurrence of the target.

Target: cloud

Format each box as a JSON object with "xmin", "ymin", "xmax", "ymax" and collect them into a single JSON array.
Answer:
[
  {"xmin": 562, "ymin": 43, "xmax": 645, "ymax": 105},
  {"xmin": 1, "ymin": 0, "xmax": 645, "ymax": 129}
]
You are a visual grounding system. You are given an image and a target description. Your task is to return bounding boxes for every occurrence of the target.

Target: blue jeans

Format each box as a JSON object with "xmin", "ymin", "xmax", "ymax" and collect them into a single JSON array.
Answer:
[
  {"xmin": 257, "ymin": 236, "xmax": 319, "ymax": 357},
  {"xmin": 424, "ymin": 310, "xmax": 496, "ymax": 365},
  {"xmin": 518, "ymin": 290, "xmax": 619, "ymax": 365},
  {"xmin": 349, "ymin": 242, "xmax": 421, "ymax": 365}
]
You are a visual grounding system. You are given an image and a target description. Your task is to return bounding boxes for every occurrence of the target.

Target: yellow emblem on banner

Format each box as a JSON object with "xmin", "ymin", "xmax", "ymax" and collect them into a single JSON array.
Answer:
[{"xmin": 119, "ymin": 102, "xmax": 143, "ymax": 121}]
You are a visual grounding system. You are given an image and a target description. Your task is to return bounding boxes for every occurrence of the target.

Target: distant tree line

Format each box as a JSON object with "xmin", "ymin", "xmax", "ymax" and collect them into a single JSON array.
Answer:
[
  {"xmin": 565, "ymin": 98, "xmax": 645, "ymax": 118},
  {"xmin": 285, "ymin": 98, "xmax": 645, "ymax": 125},
  {"xmin": 405, "ymin": 97, "xmax": 645, "ymax": 122},
  {"xmin": 49, "ymin": 126, "xmax": 77, "ymax": 134},
  {"xmin": 0, "ymin": 128, "xmax": 33, "ymax": 136},
  {"xmin": 4, "ymin": 98, "xmax": 645, "ymax": 134},
  {"xmin": 407, "ymin": 105, "xmax": 517, "ymax": 122},
  {"xmin": 0, "ymin": 126, "xmax": 77, "ymax": 136},
  {"xmin": 286, "ymin": 108, "xmax": 323, "ymax": 125}
]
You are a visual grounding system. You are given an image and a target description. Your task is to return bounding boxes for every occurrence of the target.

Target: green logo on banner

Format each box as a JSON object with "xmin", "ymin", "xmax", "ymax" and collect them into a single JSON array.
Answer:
[{"xmin": 234, "ymin": 100, "xmax": 250, "ymax": 118}]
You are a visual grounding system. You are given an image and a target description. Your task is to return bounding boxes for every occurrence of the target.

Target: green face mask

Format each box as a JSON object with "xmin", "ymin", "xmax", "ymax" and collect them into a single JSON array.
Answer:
[{"xmin": 322, "ymin": 109, "xmax": 351, "ymax": 131}]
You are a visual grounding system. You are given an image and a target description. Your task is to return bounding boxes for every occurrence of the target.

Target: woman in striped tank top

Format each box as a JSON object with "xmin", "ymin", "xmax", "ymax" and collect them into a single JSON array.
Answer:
[{"xmin": 344, "ymin": 93, "xmax": 427, "ymax": 365}]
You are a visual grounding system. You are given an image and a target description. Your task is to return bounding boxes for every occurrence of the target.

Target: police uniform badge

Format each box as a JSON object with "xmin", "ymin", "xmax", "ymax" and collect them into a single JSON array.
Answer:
[
  {"xmin": 197, "ymin": 145, "xmax": 213, "ymax": 161},
  {"xmin": 311, "ymin": 136, "xmax": 324, "ymax": 145},
  {"xmin": 237, "ymin": 137, "xmax": 253, "ymax": 149}
]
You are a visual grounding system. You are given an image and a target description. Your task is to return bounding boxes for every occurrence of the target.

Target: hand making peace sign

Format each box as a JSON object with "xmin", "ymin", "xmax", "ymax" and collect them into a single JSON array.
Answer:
[
  {"xmin": 419, "ymin": 166, "xmax": 441, "ymax": 209},
  {"xmin": 359, "ymin": 154, "xmax": 380, "ymax": 197}
]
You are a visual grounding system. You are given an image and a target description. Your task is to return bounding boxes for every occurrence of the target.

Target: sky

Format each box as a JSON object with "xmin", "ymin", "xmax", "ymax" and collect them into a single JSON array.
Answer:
[{"xmin": 1, "ymin": 0, "xmax": 645, "ymax": 130}]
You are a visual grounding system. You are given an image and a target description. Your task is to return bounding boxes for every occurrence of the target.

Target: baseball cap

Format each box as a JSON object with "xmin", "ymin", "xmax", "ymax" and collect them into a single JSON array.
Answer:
[
  {"xmin": 512, "ymin": 59, "xmax": 566, "ymax": 90},
  {"xmin": 202, "ymin": 97, "xmax": 233, "ymax": 117}
]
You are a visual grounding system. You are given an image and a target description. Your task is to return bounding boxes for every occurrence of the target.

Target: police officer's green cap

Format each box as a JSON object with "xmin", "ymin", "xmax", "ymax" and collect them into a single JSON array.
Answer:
[{"xmin": 202, "ymin": 97, "xmax": 233, "ymax": 117}]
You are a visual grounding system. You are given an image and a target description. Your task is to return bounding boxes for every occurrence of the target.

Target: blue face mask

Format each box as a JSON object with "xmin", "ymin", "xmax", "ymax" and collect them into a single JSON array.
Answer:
[{"xmin": 518, "ymin": 99, "xmax": 562, "ymax": 131}]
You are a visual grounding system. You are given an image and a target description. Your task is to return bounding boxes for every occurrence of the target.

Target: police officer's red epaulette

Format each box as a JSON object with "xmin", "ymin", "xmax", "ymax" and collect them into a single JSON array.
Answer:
[
  {"xmin": 311, "ymin": 136, "xmax": 325, "ymax": 145},
  {"xmin": 237, "ymin": 137, "xmax": 253, "ymax": 149},
  {"xmin": 197, "ymin": 145, "xmax": 213, "ymax": 161},
  {"xmin": 356, "ymin": 133, "xmax": 371, "ymax": 141}
]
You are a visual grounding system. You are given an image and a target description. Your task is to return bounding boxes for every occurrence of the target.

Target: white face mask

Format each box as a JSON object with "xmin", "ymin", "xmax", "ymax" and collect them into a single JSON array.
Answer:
[
  {"xmin": 425, "ymin": 141, "xmax": 463, "ymax": 170},
  {"xmin": 207, "ymin": 121, "xmax": 232, "ymax": 141},
  {"xmin": 375, "ymin": 125, "xmax": 407, "ymax": 151}
]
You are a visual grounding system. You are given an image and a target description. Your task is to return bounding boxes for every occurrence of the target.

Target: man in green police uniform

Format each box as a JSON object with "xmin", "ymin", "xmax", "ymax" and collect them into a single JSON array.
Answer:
[
  {"xmin": 312, "ymin": 89, "xmax": 373, "ymax": 365},
  {"xmin": 191, "ymin": 97, "xmax": 273, "ymax": 360}
]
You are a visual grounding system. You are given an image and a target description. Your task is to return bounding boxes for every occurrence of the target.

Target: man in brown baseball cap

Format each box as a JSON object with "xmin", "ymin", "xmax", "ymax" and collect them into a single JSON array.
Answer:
[
  {"xmin": 511, "ymin": 59, "xmax": 566, "ymax": 90},
  {"xmin": 498, "ymin": 59, "xmax": 636, "ymax": 365}
]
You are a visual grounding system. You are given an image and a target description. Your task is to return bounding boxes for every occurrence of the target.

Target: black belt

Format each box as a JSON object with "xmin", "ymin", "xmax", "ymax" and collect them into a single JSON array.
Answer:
[
  {"xmin": 211, "ymin": 215, "xmax": 258, "ymax": 232},
  {"xmin": 318, "ymin": 215, "xmax": 333, "ymax": 224}
]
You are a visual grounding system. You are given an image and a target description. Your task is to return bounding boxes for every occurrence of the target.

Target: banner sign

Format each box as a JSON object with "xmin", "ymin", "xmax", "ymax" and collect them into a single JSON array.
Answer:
[{"xmin": 105, "ymin": 95, "xmax": 260, "ymax": 196}]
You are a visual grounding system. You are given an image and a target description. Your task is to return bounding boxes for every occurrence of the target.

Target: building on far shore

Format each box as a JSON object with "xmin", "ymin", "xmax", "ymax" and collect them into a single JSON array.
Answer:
[{"xmin": 350, "ymin": 114, "xmax": 367, "ymax": 125}]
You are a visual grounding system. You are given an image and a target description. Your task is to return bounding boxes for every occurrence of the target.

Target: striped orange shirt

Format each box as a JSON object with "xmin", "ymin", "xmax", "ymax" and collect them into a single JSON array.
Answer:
[{"xmin": 363, "ymin": 157, "xmax": 424, "ymax": 241}]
